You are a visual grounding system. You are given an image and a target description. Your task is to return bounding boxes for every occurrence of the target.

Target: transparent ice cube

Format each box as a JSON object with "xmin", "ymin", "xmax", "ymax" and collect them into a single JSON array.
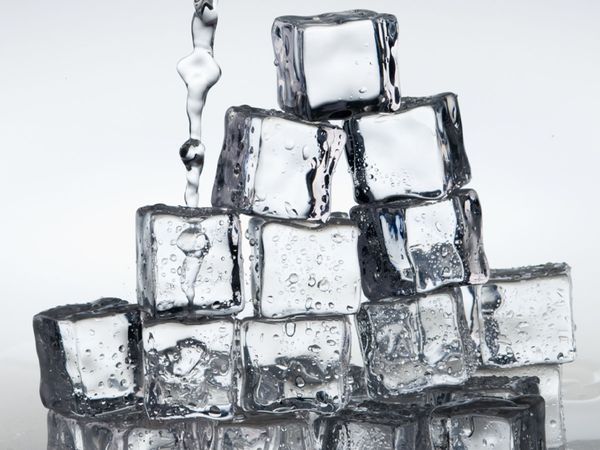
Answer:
[
  {"xmin": 476, "ymin": 365, "xmax": 566, "ymax": 449},
  {"xmin": 272, "ymin": 10, "xmax": 401, "ymax": 121},
  {"xmin": 357, "ymin": 289, "xmax": 477, "ymax": 397},
  {"xmin": 429, "ymin": 396, "xmax": 546, "ymax": 450},
  {"xmin": 347, "ymin": 315, "xmax": 369, "ymax": 404},
  {"xmin": 350, "ymin": 189, "xmax": 489, "ymax": 300},
  {"xmin": 33, "ymin": 298, "xmax": 142, "ymax": 417},
  {"xmin": 142, "ymin": 317, "xmax": 237, "ymax": 420},
  {"xmin": 249, "ymin": 215, "xmax": 361, "ymax": 318},
  {"xmin": 427, "ymin": 374, "xmax": 540, "ymax": 407},
  {"xmin": 136, "ymin": 204, "xmax": 244, "ymax": 317},
  {"xmin": 211, "ymin": 106, "xmax": 346, "ymax": 221},
  {"xmin": 46, "ymin": 409, "xmax": 213, "ymax": 449},
  {"xmin": 240, "ymin": 316, "xmax": 351, "ymax": 414},
  {"xmin": 214, "ymin": 416, "xmax": 315, "ymax": 450},
  {"xmin": 344, "ymin": 93, "xmax": 471, "ymax": 203},
  {"xmin": 477, "ymin": 263, "xmax": 576, "ymax": 367},
  {"xmin": 317, "ymin": 405, "xmax": 426, "ymax": 450}
]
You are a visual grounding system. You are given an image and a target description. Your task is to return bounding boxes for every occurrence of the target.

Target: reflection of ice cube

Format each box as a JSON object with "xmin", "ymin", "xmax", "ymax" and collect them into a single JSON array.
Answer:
[
  {"xmin": 249, "ymin": 215, "xmax": 361, "ymax": 318},
  {"xmin": 137, "ymin": 204, "xmax": 243, "ymax": 316},
  {"xmin": 240, "ymin": 317, "xmax": 350, "ymax": 414},
  {"xmin": 429, "ymin": 397, "xmax": 546, "ymax": 450},
  {"xmin": 357, "ymin": 289, "xmax": 476, "ymax": 397},
  {"xmin": 344, "ymin": 93, "xmax": 471, "ymax": 203},
  {"xmin": 351, "ymin": 189, "xmax": 489, "ymax": 300},
  {"xmin": 33, "ymin": 298, "xmax": 141, "ymax": 417},
  {"xmin": 477, "ymin": 365, "xmax": 565, "ymax": 449},
  {"xmin": 272, "ymin": 10, "xmax": 401, "ymax": 121},
  {"xmin": 477, "ymin": 263, "xmax": 576, "ymax": 368},
  {"xmin": 143, "ymin": 318, "xmax": 236, "ymax": 420},
  {"xmin": 212, "ymin": 106, "xmax": 345, "ymax": 221}
]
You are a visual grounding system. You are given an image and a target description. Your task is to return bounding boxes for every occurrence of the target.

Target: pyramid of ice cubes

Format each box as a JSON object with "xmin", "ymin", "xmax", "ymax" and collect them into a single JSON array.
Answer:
[{"xmin": 34, "ymin": 9, "xmax": 576, "ymax": 450}]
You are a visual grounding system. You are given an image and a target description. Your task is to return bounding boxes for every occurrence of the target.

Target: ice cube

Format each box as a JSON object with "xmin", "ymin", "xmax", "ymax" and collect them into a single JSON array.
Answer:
[
  {"xmin": 357, "ymin": 289, "xmax": 477, "ymax": 397},
  {"xmin": 428, "ymin": 374, "xmax": 541, "ymax": 407},
  {"xmin": 272, "ymin": 10, "xmax": 401, "ymax": 121},
  {"xmin": 211, "ymin": 106, "xmax": 346, "ymax": 221},
  {"xmin": 214, "ymin": 416, "xmax": 315, "ymax": 450},
  {"xmin": 249, "ymin": 215, "xmax": 361, "ymax": 318},
  {"xmin": 47, "ymin": 409, "xmax": 213, "ymax": 449},
  {"xmin": 476, "ymin": 365, "xmax": 566, "ymax": 449},
  {"xmin": 142, "ymin": 317, "xmax": 237, "ymax": 420},
  {"xmin": 344, "ymin": 93, "xmax": 471, "ymax": 203},
  {"xmin": 347, "ymin": 315, "xmax": 369, "ymax": 404},
  {"xmin": 240, "ymin": 316, "xmax": 351, "ymax": 414},
  {"xmin": 33, "ymin": 298, "xmax": 141, "ymax": 417},
  {"xmin": 317, "ymin": 405, "xmax": 427, "ymax": 450},
  {"xmin": 350, "ymin": 189, "xmax": 489, "ymax": 300},
  {"xmin": 477, "ymin": 263, "xmax": 576, "ymax": 367},
  {"xmin": 136, "ymin": 204, "xmax": 244, "ymax": 316},
  {"xmin": 429, "ymin": 396, "xmax": 546, "ymax": 450}
]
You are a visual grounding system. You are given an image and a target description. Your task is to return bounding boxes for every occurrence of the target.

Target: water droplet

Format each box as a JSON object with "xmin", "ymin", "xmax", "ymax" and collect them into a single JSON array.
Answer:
[{"xmin": 285, "ymin": 322, "xmax": 296, "ymax": 337}]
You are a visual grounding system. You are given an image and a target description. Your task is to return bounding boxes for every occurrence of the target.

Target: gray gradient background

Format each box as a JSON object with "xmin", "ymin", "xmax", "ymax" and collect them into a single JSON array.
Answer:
[{"xmin": 1, "ymin": 0, "xmax": 599, "ymax": 447}]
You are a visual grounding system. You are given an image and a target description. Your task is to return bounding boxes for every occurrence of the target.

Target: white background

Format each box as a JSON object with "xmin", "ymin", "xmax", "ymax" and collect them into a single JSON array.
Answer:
[{"xmin": 1, "ymin": 0, "xmax": 599, "ymax": 447}]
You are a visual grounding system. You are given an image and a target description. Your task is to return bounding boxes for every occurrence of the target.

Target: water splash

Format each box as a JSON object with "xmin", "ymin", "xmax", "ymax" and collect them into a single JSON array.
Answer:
[
  {"xmin": 176, "ymin": 225, "xmax": 211, "ymax": 306},
  {"xmin": 177, "ymin": 0, "xmax": 222, "ymax": 207}
]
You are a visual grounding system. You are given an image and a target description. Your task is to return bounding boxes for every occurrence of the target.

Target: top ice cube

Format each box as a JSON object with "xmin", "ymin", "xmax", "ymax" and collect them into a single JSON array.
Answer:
[{"xmin": 272, "ymin": 10, "xmax": 401, "ymax": 121}]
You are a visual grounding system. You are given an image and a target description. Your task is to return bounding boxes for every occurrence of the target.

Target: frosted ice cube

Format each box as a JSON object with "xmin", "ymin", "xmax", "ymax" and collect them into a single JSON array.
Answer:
[
  {"xmin": 429, "ymin": 396, "xmax": 546, "ymax": 450},
  {"xmin": 211, "ymin": 106, "xmax": 346, "ymax": 221},
  {"xmin": 350, "ymin": 189, "xmax": 489, "ymax": 300},
  {"xmin": 214, "ymin": 416, "xmax": 315, "ymax": 450},
  {"xmin": 476, "ymin": 365, "xmax": 566, "ymax": 449},
  {"xmin": 478, "ymin": 263, "xmax": 576, "ymax": 367},
  {"xmin": 344, "ymin": 93, "xmax": 471, "ymax": 203},
  {"xmin": 272, "ymin": 10, "xmax": 401, "ymax": 120},
  {"xmin": 142, "ymin": 317, "xmax": 237, "ymax": 420},
  {"xmin": 136, "ymin": 204, "xmax": 243, "ymax": 316},
  {"xmin": 33, "ymin": 298, "xmax": 141, "ymax": 417},
  {"xmin": 249, "ymin": 215, "xmax": 361, "ymax": 318},
  {"xmin": 357, "ymin": 289, "xmax": 477, "ymax": 397},
  {"xmin": 240, "ymin": 316, "xmax": 351, "ymax": 414},
  {"xmin": 46, "ymin": 410, "xmax": 213, "ymax": 449}
]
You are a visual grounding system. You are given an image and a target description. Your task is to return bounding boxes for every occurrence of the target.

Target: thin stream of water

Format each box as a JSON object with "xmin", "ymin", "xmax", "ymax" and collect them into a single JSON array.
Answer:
[{"xmin": 177, "ymin": 0, "xmax": 222, "ymax": 207}]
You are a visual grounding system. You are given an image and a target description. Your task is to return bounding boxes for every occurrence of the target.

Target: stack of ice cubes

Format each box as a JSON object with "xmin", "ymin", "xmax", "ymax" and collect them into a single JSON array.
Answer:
[{"xmin": 34, "ymin": 9, "xmax": 576, "ymax": 450}]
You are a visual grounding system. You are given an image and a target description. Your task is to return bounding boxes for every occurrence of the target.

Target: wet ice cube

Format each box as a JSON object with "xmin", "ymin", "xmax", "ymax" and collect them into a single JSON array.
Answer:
[
  {"xmin": 33, "ymin": 298, "xmax": 141, "ymax": 417},
  {"xmin": 46, "ymin": 410, "xmax": 213, "ymax": 449},
  {"xmin": 427, "ymin": 374, "xmax": 541, "ymax": 409},
  {"xmin": 321, "ymin": 421, "xmax": 395, "ymax": 450},
  {"xmin": 429, "ymin": 396, "xmax": 546, "ymax": 450},
  {"xmin": 249, "ymin": 215, "xmax": 361, "ymax": 318},
  {"xmin": 357, "ymin": 289, "xmax": 476, "ymax": 397},
  {"xmin": 214, "ymin": 416, "xmax": 315, "ymax": 450},
  {"xmin": 317, "ymin": 405, "xmax": 426, "ymax": 450},
  {"xmin": 350, "ymin": 189, "xmax": 489, "ymax": 300},
  {"xmin": 344, "ymin": 93, "xmax": 471, "ymax": 203},
  {"xmin": 347, "ymin": 315, "xmax": 369, "ymax": 404},
  {"xmin": 240, "ymin": 317, "xmax": 351, "ymax": 414},
  {"xmin": 476, "ymin": 365, "xmax": 566, "ymax": 449},
  {"xmin": 211, "ymin": 106, "xmax": 346, "ymax": 221},
  {"xmin": 272, "ymin": 10, "xmax": 401, "ymax": 121},
  {"xmin": 136, "ymin": 204, "xmax": 243, "ymax": 316},
  {"xmin": 477, "ymin": 263, "xmax": 576, "ymax": 367},
  {"xmin": 143, "ymin": 317, "xmax": 237, "ymax": 420}
]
